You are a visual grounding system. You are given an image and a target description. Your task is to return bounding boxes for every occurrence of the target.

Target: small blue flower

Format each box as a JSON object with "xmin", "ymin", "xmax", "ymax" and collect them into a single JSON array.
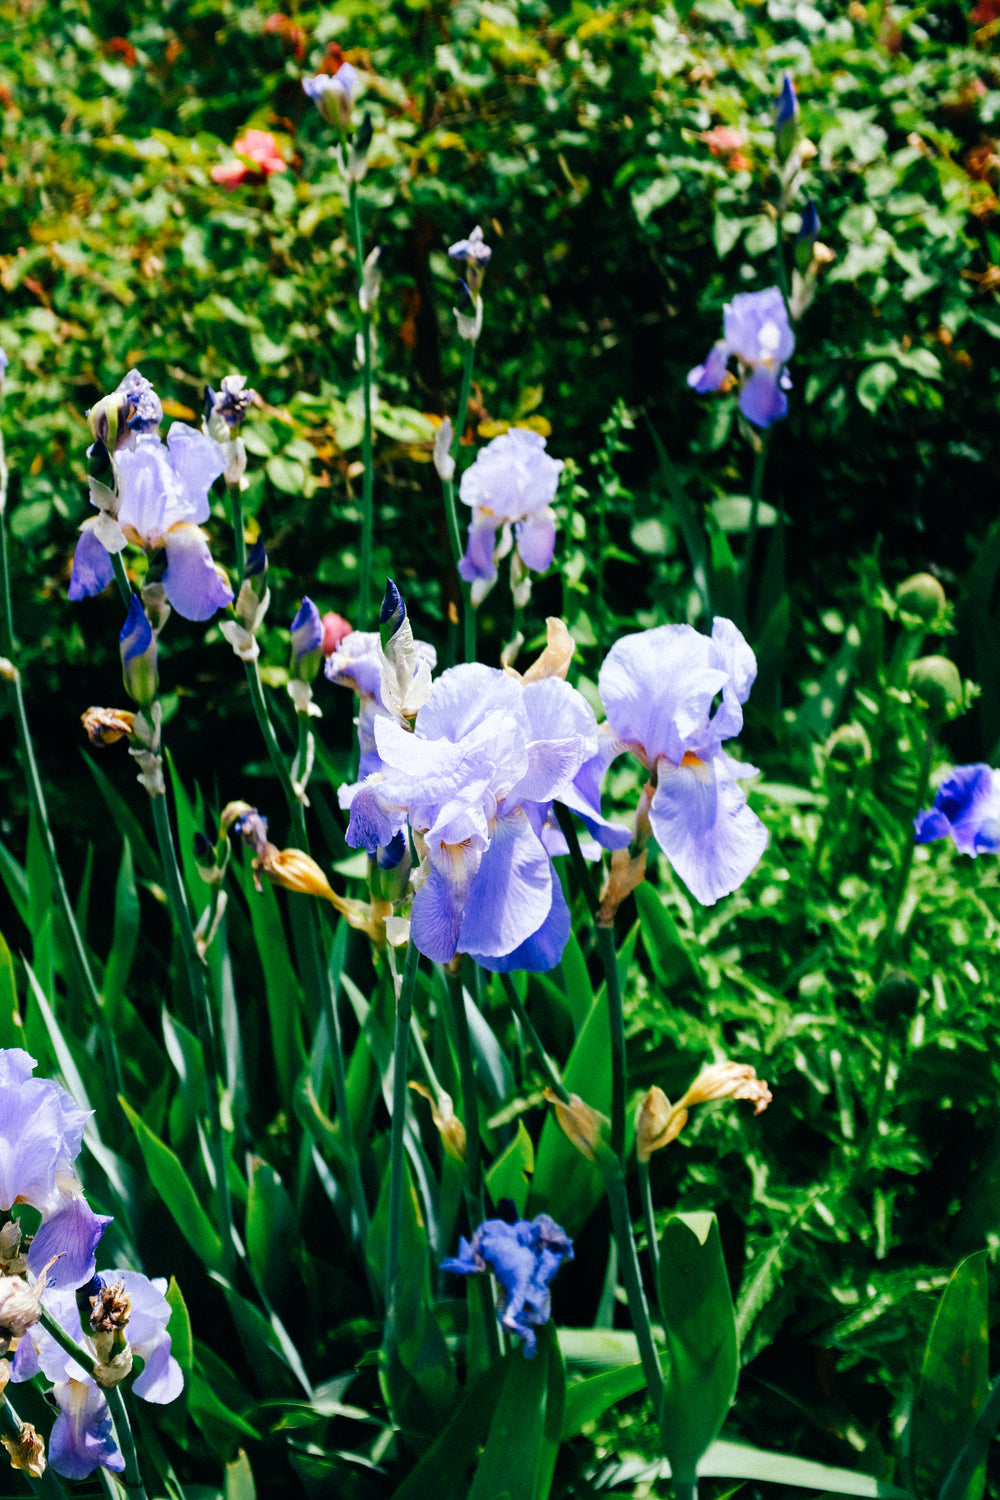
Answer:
[
  {"xmin": 303, "ymin": 65, "xmax": 358, "ymax": 127},
  {"xmin": 798, "ymin": 199, "xmax": 820, "ymax": 242},
  {"xmin": 448, "ymin": 225, "xmax": 492, "ymax": 298},
  {"xmin": 914, "ymin": 764, "xmax": 1000, "ymax": 855},
  {"xmin": 687, "ymin": 287, "xmax": 795, "ymax": 429},
  {"xmin": 442, "ymin": 1214, "xmax": 573, "ymax": 1356}
]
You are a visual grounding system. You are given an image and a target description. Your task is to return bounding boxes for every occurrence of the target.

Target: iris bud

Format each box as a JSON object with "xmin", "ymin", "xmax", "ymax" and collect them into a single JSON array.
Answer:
[
  {"xmin": 120, "ymin": 596, "xmax": 158, "ymax": 708},
  {"xmin": 897, "ymin": 572, "xmax": 947, "ymax": 623}
]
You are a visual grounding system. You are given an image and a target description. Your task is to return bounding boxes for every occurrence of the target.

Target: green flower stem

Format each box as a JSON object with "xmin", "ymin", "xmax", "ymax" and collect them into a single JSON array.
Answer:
[
  {"xmin": 603, "ymin": 1165, "xmax": 665, "ymax": 1427},
  {"xmin": 450, "ymin": 339, "xmax": 476, "ymax": 475},
  {"xmin": 638, "ymin": 1157, "xmax": 661, "ymax": 1296},
  {"xmin": 442, "ymin": 965, "xmax": 500, "ymax": 1362},
  {"xmin": 672, "ymin": 1479, "xmax": 698, "ymax": 1500},
  {"xmin": 242, "ymin": 659, "xmax": 309, "ymax": 849},
  {"xmin": 595, "ymin": 924, "xmax": 627, "ymax": 1163},
  {"xmin": 499, "ymin": 972, "xmax": 570, "ymax": 1104},
  {"xmin": 742, "ymin": 432, "xmax": 771, "ymax": 615},
  {"xmin": 103, "ymin": 1385, "xmax": 148, "ymax": 1500},
  {"xmin": 312, "ymin": 905, "xmax": 371, "ymax": 1254},
  {"xmin": 349, "ymin": 180, "xmax": 375, "ymax": 631},
  {"xmin": 110, "ymin": 550, "xmax": 132, "ymax": 608},
  {"xmin": 0, "ymin": 485, "xmax": 123, "ymax": 1097},
  {"xmin": 149, "ymin": 791, "xmax": 236, "ymax": 1276},
  {"xmin": 874, "ymin": 726, "xmax": 935, "ymax": 979},
  {"xmin": 553, "ymin": 805, "xmax": 600, "ymax": 920},
  {"xmin": 35, "ymin": 1312, "xmax": 147, "ymax": 1500},
  {"xmin": 442, "ymin": 475, "xmax": 464, "ymax": 572},
  {"xmin": 228, "ymin": 477, "xmax": 246, "ymax": 589},
  {"xmin": 0, "ymin": 1390, "xmax": 69, "ymax": 1498},
  {"xmin": 386, "ymin": 939, "xmax": 421, "ymax": 1323}
]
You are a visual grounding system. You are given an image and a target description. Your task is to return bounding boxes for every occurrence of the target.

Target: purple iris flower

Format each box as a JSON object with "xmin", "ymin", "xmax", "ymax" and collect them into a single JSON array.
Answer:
[
  {"xmin": 458, "ymin": 429, "xmax": 563, "ymax": 605},
  {"xmin": 0, "ymin": 1049, "xmax": 111, "ymax": 1289},
  {"xmin": 442, "ymin": 1213, "xmax": 573, "ymax": 1357},
  {"xmin": 342, "ymin": 664, "xmax": 594, "ymax": 970},
  {"xmin": 448, "ymin": 225, "xmax": 492, "ymax": 298},
  {"xmin": 69, "ymin": 423, "xmax": 231, "ymax": 621},
  {"xmin": 12, "ymin": 1272, "xmax": 182, "ymax": 1479},
  {"xmin": 914, "ymin": 764, "xmax": 1000, "ymax": 855},
  {"xmin": 598, "ymin": 618, "xmax": 767, "ymax": 905},
  {"xmin": 303, "ymin": 65, "xmax": 358, "ymax": 127},
  {"xmin": 326, "ymin": 629, "xmax": 437, "ymax": 779},
  {"xmin": 688, "ymin": 287, "xmax": 795, "ymax": 429}
]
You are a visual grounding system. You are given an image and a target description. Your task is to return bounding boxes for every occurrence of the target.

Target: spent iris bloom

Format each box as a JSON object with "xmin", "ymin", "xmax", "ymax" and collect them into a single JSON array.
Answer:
[
  {"xmin": 0, "ymin": 1049, "xmax": 111, "ymax": 1289},
  {"xmin": 598, "ymin": 618, "xmax": 767, "ymax": 905},
  {"xmin": 69, "ymin": 419, "xmax": 232, "ymax": 621},
  {"xmin": 914, "ymin": 764, "xmax": 1000, "ymax": 855},
  {"xmin": 459, "ymin": 428, "xmax": 563, "ymax": 606},
  {"xmin": 13, "ymin": 1272, "xmax": 182, "ymax": 1480},
  {"xmin": 442, "ymin": 1214, "xmax": 573, "ymax": 1357},
  {"xmin": 342, "ymin": 664, "xmax": 595, "ymax": 970},
  {"xmin": 688, "ymin": 287, "xmax": 795, "ymax": 429}
]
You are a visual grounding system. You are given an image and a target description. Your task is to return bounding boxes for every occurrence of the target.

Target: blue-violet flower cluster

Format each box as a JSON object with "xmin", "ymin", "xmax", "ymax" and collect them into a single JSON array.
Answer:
[
  {"xmin": 914, "ymin": 763, "xmax": 1000, "ymax": 855},
  {"xmin": 442, "ymin": 1214, "xmax": 573, "ymax": 1357}
]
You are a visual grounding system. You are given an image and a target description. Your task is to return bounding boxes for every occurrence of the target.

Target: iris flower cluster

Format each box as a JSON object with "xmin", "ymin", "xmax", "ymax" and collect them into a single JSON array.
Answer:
[
  {"xmin": 338, "ymin": 584, "xmax": 766, "ymax": 972},
  {"xmin": 457, "ymin": 428, "xmax": 563, "ymax": 606},
  {"xmin": 0, "ymin": 1050, "xmax": 180, "ymax": 1479}
]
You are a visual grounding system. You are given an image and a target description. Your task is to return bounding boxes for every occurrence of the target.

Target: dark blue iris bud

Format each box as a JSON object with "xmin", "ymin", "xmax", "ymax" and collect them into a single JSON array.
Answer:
[
  {"xmin": 774, "ymin": 73, "xmax": 799, "ymax": 161},
  {"xmin": 290, "ymin": 596, "xmax": 324, "ymax": 682},
  {"xmin": 379, "ymin": 578, "xmax": 405, "ymax": 651},
  {"xmin": 120, "ymin": 596, "xmax": 158, "ymax": 708},
  {"xmin": 797, "ymin": 199, "xmax": 820, "ymax": 242}
]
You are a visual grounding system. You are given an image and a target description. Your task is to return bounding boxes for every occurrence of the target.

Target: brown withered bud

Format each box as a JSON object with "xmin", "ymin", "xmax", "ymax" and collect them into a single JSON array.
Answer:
[
  {"xmin": 89, "ymin": 1280, "xmax": 131, "ymax": 1335},
  {"xmin": 81, "ymin": 707, "xmax": 136, "ymax": 747},
  {"xmin": 543, "ymin": 1088, "xmax": 610, "ymax": 1163},
  {"xmin": 410, "ymin": 1083, "xmax": 467, "ymax": 1163},
  {"xmin": 2, "ymin": 1423, "xmax": 46, "ymax": 1478}
]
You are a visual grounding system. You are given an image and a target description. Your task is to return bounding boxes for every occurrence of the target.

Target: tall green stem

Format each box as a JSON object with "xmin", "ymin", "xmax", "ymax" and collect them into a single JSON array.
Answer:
[
  {"xmin": 638, "ymin": 1157, "xmax": 661, "ymax": 1294},
  {"xmin": 604, "ymin": 1167, "xmax": 666, "ymax": 1426},
  {"xmin": 228, "ymin": 476, "xmax": 246, "ymax": 589},
  {"xmin": 449, "ymin": 340, "xmax": 476, "ymax": 476},
  {"xmin": 386, "ymin": 940, "xmax": 421, "ymax": 1324},
  {"xmin": 349, "ymin": 181, "xmax": 375, "ymax": 630},
  {"xmin": 742, "ymin": 433, "xmax": 771, "ymax": 617},
  {"xmin": 242, "ymin": 660, "xmax": 309, "ymax": 848},
  {"xmin": 149, "ymin": 792, "xmax": 235, "ymax": 1275},
  {"xmin": 500, "ymin": 973, "xmax": 569, "ymax": 1103},
  {"xmin": 595, "ymin": 924, "xmax": 627, "ymax": 1163},
  {"xmin": 0, "ymin": 459, "xmax": 123, "ymax": 1096},
  {"xmin": 313, "ymin": 905, "xmax": 371, "ymax": 1252},
  {"xmin": 873, "ymin": 727, "xmax": 934, "ymax": 979}
]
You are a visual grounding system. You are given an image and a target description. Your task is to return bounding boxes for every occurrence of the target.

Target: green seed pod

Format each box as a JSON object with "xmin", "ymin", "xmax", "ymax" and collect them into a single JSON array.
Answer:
[
  {"xmin": 907, "ymin": 656, "xmax": 963, "ymax": 718},
  {"xmin": 825, "ymin": 723, "xmax": 872, "ymax": 767},
  {"xmin": 896, "ymin": 573, "xmax": 946, "ymax": 622}
]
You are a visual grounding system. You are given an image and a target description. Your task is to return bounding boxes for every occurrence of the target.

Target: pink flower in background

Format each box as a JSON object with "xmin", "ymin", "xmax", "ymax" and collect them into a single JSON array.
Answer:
[
  {"xmin": 211, "ymin": 130, "xmax": 287, "ymax": 189},
  {"xmin": 702, "ymin": 126, "xmax": 750, "ymax": 172}
]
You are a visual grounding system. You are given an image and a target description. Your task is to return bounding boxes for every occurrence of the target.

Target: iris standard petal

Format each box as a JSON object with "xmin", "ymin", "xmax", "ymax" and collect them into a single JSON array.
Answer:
[
  {"xmin": 162, "ymin": 523, "xmax": 234, "ymax": 621},
  {"xmin": 648, "ymin": 754, "xmax": 767, "ymax": 905},
  {"xmin": 68, "ymin": 530, "xmax": 114, "ymax": 600},
  {"xmin": 163, "ymin": 423, "xmax": 227, "ymax": 518},
  {"xmin": 599, "ymin": 625, "xmax": 729, "ymax": 767}
]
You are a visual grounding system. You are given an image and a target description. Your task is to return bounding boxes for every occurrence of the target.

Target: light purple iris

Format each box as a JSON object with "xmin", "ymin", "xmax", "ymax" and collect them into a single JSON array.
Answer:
[
  {"xmin": 598, "ymin": 619, "xmax": 767, "ymax": 905},
  {"xmin": 326, "ymin": 629, "xmax": 437, "ymax": 778},
  {"xmin": 13, "ymin": 1272, "xmax": 182, "ymax": 1479},
  {"xmin": 458, "ymin": 429, "xmax": 563, "ymax": 605},
  {"xmin": 914, "ymin": 764, "xmax": 1000, "ymax": 855},
  {"xmin": 69, "ymin": 423, "xmax": 231, "ymax": 621},
  {"xmin": 342, "ymin": 664, "xmax": 596, "ymax": 970},
  {"xmin": 0, "ymin": 1049, "xmax": 111, "ymax": 1289},
  {"xmin": 688, "ymin": 287, "xmax": 795, "ymax": 429}
]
